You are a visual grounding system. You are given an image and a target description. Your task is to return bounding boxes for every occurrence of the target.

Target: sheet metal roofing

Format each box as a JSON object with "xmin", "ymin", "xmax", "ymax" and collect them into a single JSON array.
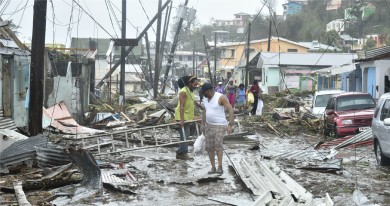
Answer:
[{"xmin": 260, "ymin": 52, "xmax": 357, "ymax": 67}]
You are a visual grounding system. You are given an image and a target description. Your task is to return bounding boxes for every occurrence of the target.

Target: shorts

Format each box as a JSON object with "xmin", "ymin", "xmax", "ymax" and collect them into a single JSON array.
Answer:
[{"xmin": 205, "ymin": 124, "xmax": 227, "ymax": 152}]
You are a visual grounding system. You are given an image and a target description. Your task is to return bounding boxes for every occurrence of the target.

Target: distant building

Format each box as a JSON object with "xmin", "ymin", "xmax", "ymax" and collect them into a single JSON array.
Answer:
[
  {"xmin": 170, "ymin": 51, "xmax": 206, "ymax": 77},
  {"xmin": 345, "ymin": 3, "xmax": 375, "ymax": 20},
  {"xmin": 283, "ymin": 2, "xmax": 304, "ymax": 19},
  {"xmin": 71, "ymin": 37, "xmax": 143, "ymax": 62},
  {"xmin": 212, "ymin": 12, "xmax": 252, "ymax": 34},
  {"xmin": 299, "ymin": 40, "xmax": 342, "ymax": 52},
  {"xmin": 326, "ymin": 0, "xmax": 341, "ymax": 11},
  {"xmin": 326, "ymin": 19, "xmax": 350, "ymax": 34},
  {"xmin": 213, "ymin": 37, "xmax": 310, "ymax": 81}
]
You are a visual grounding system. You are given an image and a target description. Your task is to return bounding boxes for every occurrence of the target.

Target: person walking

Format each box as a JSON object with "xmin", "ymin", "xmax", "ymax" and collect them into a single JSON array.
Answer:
[
  {"xmin": 225, "ymin": 80, "xmax": 236, "ymax": 108},
  {"xmin": 175, "ymin": 76, "xmax": 202, "ymax": 160},
  {"xmin": 248, "ymin": 80, "xmax": 262, "ymax": 115},
  {"xmin": 215, "ymin": 82, "xmax": 224, "ymax": 94},
  {"xmin": 236, "ymin": 83, "xmax": 246, "ymax": 112},
  {"xmin": 201, "ymin": 83, "xmax": 234, "ymax": 175},
  {"xmin": 172, "ymin": 77, "xmax": 179, "ymax": 94}
]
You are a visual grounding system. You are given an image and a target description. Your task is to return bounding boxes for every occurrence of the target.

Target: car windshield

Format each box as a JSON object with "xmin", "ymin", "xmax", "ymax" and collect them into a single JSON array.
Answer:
[
  {"xmin": 336, "ymin": 95, "xmax": 375, "ymax": 111},
  {"xmin": 315, "ymin": 94, "xmax": 332, "ymax": 107}
]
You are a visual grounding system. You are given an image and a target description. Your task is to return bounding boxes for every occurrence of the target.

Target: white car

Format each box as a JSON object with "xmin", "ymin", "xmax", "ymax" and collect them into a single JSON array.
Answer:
[
  {"xmin": 372, "ymin": 93, "xmax": 390, "ymax": 165},
  {"xmin": 311, "ymin": 90, "xmax": 344, "ymax": 118}
]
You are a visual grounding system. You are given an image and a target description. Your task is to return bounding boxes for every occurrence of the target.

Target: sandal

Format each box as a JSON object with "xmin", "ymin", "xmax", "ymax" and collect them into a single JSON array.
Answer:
[
  {"xmin": 207, "ymin": 168, "xmax": 216, "ymax": 174},
  {"xmin": 216, "ymin": 168, "xmax": 223, "ymax": 175}
]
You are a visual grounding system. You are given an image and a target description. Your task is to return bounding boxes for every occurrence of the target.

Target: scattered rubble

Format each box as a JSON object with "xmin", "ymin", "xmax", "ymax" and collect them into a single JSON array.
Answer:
[{"xmin": 0, "ymin": 90, "xmax": 387, "ymax": 205}]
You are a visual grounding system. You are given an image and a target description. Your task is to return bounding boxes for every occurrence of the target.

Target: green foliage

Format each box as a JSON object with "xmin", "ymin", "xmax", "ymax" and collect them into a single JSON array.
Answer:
[
  {"xmin": 363, "ymin": 37, "xmax": 376, "ymax": 50},
  {"xmin": 174, "ymin": 0, "xmax": 389, "ymax": 52}
]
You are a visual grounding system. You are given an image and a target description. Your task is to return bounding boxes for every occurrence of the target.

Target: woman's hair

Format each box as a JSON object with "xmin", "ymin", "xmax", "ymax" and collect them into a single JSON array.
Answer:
[
  {"xmin": 239, "ymin": 83, "xmax": 244, "ymax": 88},
  {"xmin": 178, "ymin": 76, "xmax": 197, "ymax": 89},
  {"xmin": 253, "ymin": 80, "xmax": 258, "ymax": 84}
]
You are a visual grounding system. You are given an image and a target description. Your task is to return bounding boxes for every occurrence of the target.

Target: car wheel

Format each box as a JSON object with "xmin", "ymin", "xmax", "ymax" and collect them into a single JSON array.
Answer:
[
  {"xmin": 375, "ymin": 141, "xmax": 390, "ymax": 166},
  {"xmin": 333, "ymin": 125, "xmax": 339, "ymax": 138}
]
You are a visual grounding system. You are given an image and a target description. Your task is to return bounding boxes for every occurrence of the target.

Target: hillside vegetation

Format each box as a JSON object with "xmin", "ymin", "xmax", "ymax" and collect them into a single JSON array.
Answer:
[{"xmin": 177, "ymin": 0, "xmax": 390, "ymax": 52}]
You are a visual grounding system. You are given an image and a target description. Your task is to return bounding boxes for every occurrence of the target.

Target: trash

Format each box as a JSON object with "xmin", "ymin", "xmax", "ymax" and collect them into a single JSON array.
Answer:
[
  {"xmin": 256, "ymin": 99, "xmax": 263, "ymax": 115},
  {"xmin": 13, "ymin": 181, "xmax": 31, "ymax": 206},
  {"xmin": 0, "ymin": 135, "xmax": 48, "ymax": 174},
  {"xmin": 352, "ymin": 189, "xmax": 380, "ymax": 206},
  {"xmin": 194, "ymin": 134, "xmax": 205, "ymax": 155},
  {"xmin": 43, "ymin": 101, "xmax": 105, "ymax": 135}
]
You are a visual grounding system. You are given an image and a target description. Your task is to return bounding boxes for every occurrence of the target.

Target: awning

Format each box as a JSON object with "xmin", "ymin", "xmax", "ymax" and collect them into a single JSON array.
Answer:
[{"xmin": 315, "ymin": 63, "xmax": 356, "ymax": 76}]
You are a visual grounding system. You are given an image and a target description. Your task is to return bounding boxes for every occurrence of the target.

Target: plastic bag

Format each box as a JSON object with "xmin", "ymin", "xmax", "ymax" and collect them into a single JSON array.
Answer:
[
  {"xmin": 256, "ymin": 99, "xmax": 263, "ymax": 116},
  {"xmin": 194, "ymin": 134, "xmax": 205, "ymax": 155},
  {"xmin": 247, "ymin": 92, "xmax": 254, "ymax": 104}
]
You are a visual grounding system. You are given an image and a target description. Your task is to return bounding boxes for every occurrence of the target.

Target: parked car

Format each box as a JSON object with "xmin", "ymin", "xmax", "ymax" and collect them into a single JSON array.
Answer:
[
  {"xmin": 372, "ymin": 93, "xmax": 390, "ymax": 165},
  {"xmin": 311, "ymin": 90, "xmax": 344, "ymax": 118},
  {"xmin": 324, "ymin": 92, "xmax": 376, "ymax": 138}
]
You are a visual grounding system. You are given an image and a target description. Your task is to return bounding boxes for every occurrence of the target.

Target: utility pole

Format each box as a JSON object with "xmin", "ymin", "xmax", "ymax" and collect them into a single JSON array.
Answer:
[
  {"xmin": 245, "ymin": 23, "xmax": 251, "ymax": 91},
  {"xmin": 154, "ymin": 0, "xmax": 162, "ymax": 98},
  {"xmin": 28, "ymin": 0, "xmax": 47, "ymax": 136},
  {"xmin": 120, "ymin": 0, "xmax": 126, "ymax": 106},
  {"xmin": 214, "ymin": 32, "xmax": 217, "ymax": 84},
  {"xmin": 267, "ymin": 16, "xmax": 272, "ymax": 52},
  {"xmin": 96, "ymin": 0, "xmax": 171, "ymax": 89},
  {"xmin": 145, "ymin": 33, "xmax": 153, "ymax": 88},
  {"xmin": 203, "ymin": 35, "xmax": 213, "ymax": 85},
  {"xmin": 160, "ymin": 0, "xmax": 190, "ymax": 94},
  {"xmin": 192, "ymin": 42, "xmax": 195, "ymax": 75}
]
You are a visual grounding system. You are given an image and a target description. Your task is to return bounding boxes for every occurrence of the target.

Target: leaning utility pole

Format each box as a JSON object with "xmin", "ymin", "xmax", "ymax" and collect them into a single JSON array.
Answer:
[
  {"xmin": 96, "ymin": 0, "xmax": 171, "ymax": 89},
  {"xmin": 267, "ymin": 16, "xmax": 272, "ymax": 52},
  {"xmin": 203, "ymin": 35, "xmax": 213, "ymax": 85},
  {"xmin": 28, "ymin": 0, "xmax": 47, "ymax": 136},
  {"xmin": 153, "ymin": 0, "xmax": 162, "ymax": 98},
  {"xmin": 120, "ymin": 0, "xmax": 126, "ymax": 106},
  {"xmin": 245, "ymin": 23, "xmax": 251, "ymax": 91},
  {"xmin": 160, "ymin": 0, "xmax": 189, "ymax": 94}
]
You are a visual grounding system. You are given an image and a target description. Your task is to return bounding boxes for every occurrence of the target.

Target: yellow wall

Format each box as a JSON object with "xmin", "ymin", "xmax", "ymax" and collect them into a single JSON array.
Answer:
[{"xmin": 218, "ymin": 39, "xmax": 308, "ymax": 69}]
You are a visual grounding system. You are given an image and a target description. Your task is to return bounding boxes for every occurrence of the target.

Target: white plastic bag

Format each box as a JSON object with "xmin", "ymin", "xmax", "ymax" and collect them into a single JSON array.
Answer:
[
  {"xmin": 194, "ymin": 134, "xmax": 205, "ymax": 155},
  {"xmin": 256, "ymin": 99, "xmax": 263, "ymax": 116}
]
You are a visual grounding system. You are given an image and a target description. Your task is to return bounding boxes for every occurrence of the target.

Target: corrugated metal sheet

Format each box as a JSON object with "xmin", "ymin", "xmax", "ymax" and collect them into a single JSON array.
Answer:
[
  {"xmin": 334, "ymin": 128, "xmax": 372, "ymax": 150},
  {"xmin": 43, "ymin": 101, "xmax": 105, "ymax": 135},
  {"xmin": 66, "ymin": 147, "xmax": 102, "ymax": 189},
  {"xmin": 0, "ymin": 135, "xmax": 47, "ymax": 173},
  {"xmin": 36, "ymin": 146, "xmax": 72, "ymax": 168},
  {"xmin": 364, "ymin": 46, "xmax": 390, "ymax": 60},
  {"xmin": 273, "ymin": 149, "xmax": 329, "ymax": 161},
  {"xmin": 0, "ymin": 110, "xmax": 17, "ymax": 131},
  {"xmin": 0, "ymin": 129, "xmax": 28, "ymax": 152},
  {"xmin": 232, "ymin": 157, "xmax": 318, "ymax": 205}
]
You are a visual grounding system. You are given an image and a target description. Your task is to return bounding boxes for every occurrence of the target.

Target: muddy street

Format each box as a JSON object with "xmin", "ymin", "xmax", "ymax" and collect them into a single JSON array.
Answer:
[{"xmin": 1, "ymin": 124, "xmax": 390, "ymax": 205}]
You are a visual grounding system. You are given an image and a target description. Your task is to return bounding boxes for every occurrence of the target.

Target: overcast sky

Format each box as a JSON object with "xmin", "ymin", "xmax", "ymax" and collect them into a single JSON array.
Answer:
[{"xmin": 1, "ymin": 0, "xmax": 283, "ymax": 46}]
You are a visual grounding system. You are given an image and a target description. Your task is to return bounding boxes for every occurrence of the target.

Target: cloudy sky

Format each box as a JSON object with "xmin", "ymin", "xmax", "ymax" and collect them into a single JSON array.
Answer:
[{"xmin": 1, "ymin": 0, "xmax": 283, "ymax": 46}]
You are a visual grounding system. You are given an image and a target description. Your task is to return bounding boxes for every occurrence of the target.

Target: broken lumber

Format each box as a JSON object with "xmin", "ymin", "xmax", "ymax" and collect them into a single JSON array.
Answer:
[
  {"xmin": 121, "ymin": 112, "xmax": 132, "ymax": 122},
  {"xmin": 267, "ymin": 123, "xmax": 281, "ymax": 136},
  {"xmin": 13, "ymin": 181, "xmax": 31, "ymax": 206}
]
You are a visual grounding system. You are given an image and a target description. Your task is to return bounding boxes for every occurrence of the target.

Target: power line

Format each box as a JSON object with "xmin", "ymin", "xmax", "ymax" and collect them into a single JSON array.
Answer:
[{"xmin": 104, "ymin": 0, "xmax": 119, "ymax": 38}]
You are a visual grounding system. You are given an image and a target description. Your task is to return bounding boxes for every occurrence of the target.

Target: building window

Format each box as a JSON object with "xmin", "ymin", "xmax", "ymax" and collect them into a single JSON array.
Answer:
[
  {"xmin": 178, "ymin": 55, "xmax": 182, "ymax": 61},
  {"xmin": 287, "ymin": 49, "xmax": 298, "ymax": 52},
  {"xmin": 188, "ymin": 56, "xmax": 192, "ymax": 61}
]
